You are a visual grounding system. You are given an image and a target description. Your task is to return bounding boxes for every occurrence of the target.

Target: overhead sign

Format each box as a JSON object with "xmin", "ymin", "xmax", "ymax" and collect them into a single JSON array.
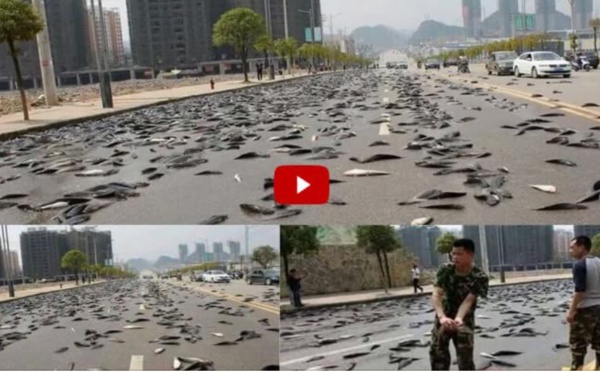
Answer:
[
  {"xmin": 305, "ymin": 27, "xmax": 323, "ymax": 42},
  {"xmin": 516, "ymin": 15, "xmax": 535, "ymax": 31}
]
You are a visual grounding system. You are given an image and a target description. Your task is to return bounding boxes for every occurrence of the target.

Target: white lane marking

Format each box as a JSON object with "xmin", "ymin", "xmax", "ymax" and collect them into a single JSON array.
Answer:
[
  {"xmin": 379, "ymin": 123, "xmax": 390, "ymax": 136},
  {"xmin": 280, "ymin": 334, "xmax": 414, "ymax": 366},
  {"xmin": 383, "ymin": 97, "xmax": 390, "ymax": 104},
  {"xmin": 384, "ymin": 89, "xmax": 389, "ymax": 93},
  {"xmin": 139, "ymin": 304, "xmax": 145, "ymax": 311},
  {"xmin": 130, "ymin": 355, "xmax": 144, "ymax": 371}
]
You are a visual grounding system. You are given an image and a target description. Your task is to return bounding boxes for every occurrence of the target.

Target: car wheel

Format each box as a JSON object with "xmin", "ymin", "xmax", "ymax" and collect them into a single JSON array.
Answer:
[
  {"xmin": 563, "ymin": 74, "xmax": 571, "ymax": 78},
  {"xmin": 266, "ymin": 279, "xmax": 272, "ymax": 286},
  {"xmin": 514, "ymin": 67, "xmax": 521, "ymax": 77},
  {"xmin": 532, "ymin": 67, "xmax": 539, "ymax": 79},
  {"xmin": 487, "ymin": 68, "xmax": 492, "ymax": 75}
]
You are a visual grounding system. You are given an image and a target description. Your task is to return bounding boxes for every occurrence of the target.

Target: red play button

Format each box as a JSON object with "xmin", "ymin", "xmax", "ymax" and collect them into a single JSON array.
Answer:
[{"xmin": 274, "ymin": 165, "xmax": 330, "ymax": 205}]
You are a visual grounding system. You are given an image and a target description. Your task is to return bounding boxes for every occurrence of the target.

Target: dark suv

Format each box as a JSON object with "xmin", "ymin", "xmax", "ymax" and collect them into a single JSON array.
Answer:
[
  {"xmin": 583, "ymin": 52, "xmax": 599, "ymax": 69},
  {"xmin": 486, "ymin": 51, "xmax": 518, "ymax": 76},
  {"xmin": 247, "ymin": 269, "xmax": 279, "ymax": 286}
]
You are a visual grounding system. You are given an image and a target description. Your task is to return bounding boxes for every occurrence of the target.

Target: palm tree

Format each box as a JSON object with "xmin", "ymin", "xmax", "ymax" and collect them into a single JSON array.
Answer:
[{"xmin": 590, "ymin": 18, "xmax": 600, "ymax": 54}]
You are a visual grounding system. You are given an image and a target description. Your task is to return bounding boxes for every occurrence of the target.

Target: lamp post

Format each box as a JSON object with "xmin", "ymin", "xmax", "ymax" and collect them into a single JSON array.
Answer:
[
  {"xmin": 1, "ymin": 226, "xmax": 15, "ymax": 298},
  {"xmin": 89, "ymin": 0, "xmax": 113, "ymax": 108},
  {"xmin": 478, "ymin": 225, "xmax": 490, "ymax": 276},
  {"xmin": 32, "ymin": 0, "xmax": 58, "ymax": 106}
]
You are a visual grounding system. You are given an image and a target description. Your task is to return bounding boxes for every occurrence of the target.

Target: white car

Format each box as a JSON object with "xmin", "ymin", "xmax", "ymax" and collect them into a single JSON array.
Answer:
[
  {"xmin": 202, "ymin": 270, "xmax": 230, "ymax": 283},
  {"xmin": 513, "ymin": 51, "xmax": 571, "ymax": 78}
]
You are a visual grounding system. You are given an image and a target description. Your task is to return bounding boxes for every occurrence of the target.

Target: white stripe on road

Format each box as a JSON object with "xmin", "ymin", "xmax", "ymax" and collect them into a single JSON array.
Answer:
[
  {"xmin": 139, "ymin": 304, "xmax": 145, "ymax": 311},
  {"xmin": 130, "ymin": 355, "xmax": 144, "ymax": 371},
  {"xmin": 384, "ymin": 89, "xmax": 389, "ymax": 93},
  {"xmin": 382, "ymin": 97, "xmax": 390, "ymax": 104},
  {"xmin": 280, "ymin": 334, "xmax": 414, "ymax": 366},
  {"xmin": 379, "ymin": 123, "xmax": 390, "ymax": 135}
]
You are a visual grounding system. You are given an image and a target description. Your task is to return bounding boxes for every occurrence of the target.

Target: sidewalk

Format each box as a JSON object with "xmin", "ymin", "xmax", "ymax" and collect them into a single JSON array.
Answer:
[
  {"xmin": 0, "ymin": 280, "xmax": 105, "ymax": 304},
  {"xmin": 0, "ymin": 70, "xmax": 317, "ymax": 141},
  {"xmin": 281, "ymin": 273, "xmax": 572, "ymax": 313}
]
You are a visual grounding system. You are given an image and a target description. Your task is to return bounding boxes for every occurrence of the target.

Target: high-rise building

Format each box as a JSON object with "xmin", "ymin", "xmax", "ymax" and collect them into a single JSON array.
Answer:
[
  {"xmin": 554, "ymin": 229, "xmax": 574, "ymax": 263},
  {"xmin": 178, "ymin": 244, "xmax": 189, "ymax": 264},
  {"xmin": 463, "ymin": 226, "xmax": 554, "ymax": 268},
  {"xmin": 195, "ymin": 243, "xmax": 206, "ymax": 264},
  {"xmin": 0, "ymin": 0, "xmax": 89, "ymax": 82},
  {"xmin": 462, "ymin": 0, "xmax": 482, "ymax": 39},
  {"xmin": 573, "ymin": 0, "xmax": 594, "ymax": 30},
  {"xmin": 65, "ymin": 229, "xmax": 113, "ymax": 266},
  {"xmin": 396, "ymin": 226, "xmax": 443, "ymax": 268},
  {"xmin": 3, "ymin": 251, "xmax": 21, "ymax": 277},
  {"xmin": 574, "ymin": 225, "xmax": 600, "ymax": 239},
  {"xmin": 535, "ymin": 0, "xmax": 557, "ymax": 32},
  {"xmin": 498, "ymin": 0, "xmax": 519, "ymax": 37},
  {"xmin": 88, "ymin": 8, "xmax": 126, "ymax": 67},
  {"xmin": 20, "ymin": 228, "xmax": 69, "ymax": 280},
  {"xmin": 227, "ymin": 241, "xmax": 241, "ymax": 261},
  {"xmin": 213, "ymin": 242, "xmax": 224, "ymax": 262},
  {"xmin": 268, "ymin": 0, "xmax": 322, "ymax": 43}
]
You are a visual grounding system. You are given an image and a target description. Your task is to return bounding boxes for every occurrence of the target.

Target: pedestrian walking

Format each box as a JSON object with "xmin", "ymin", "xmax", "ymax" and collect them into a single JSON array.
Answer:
[
  {"xmin": 287, "ymin": 269, "xmax": 306, "ymax": 308},
  {"xmin": 412, "ymin": 264, "xmax": 424, "ymax": 293},
  {"xmin": 210, "ymin": 79, "xmax": 215, "ymax": 90},
  {"xmin": 567, "ymin": 236, "xmax": 600, "ymax": 371},
  {"xmin": 429, "ymin": 238, "xmax": 489, "ymax": 370},
  {"xmin": 256, "ymin": 63, "xmax": 260, "ymax": 80}
]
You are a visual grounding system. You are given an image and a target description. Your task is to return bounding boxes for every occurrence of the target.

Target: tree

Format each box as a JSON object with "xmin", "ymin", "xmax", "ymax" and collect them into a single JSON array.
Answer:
[
  {"xmin": 0, "ymin": 0, "xmax": 44, "ymax": 121},
  {"xmin": 61, "ymin": 250, "xmax": 87, "ymax": 285},
  {"xmin": 251, "ymin": 245, "xmax": 278, "ymax": 269},
  {"xmin": 592, "ymin": 234, "xmax": 600, "ymax": 257},
  {"xmin": 213, "ymin": 8, "xmax": 266, "ymax": 83},
  {"xmin": 569, "ymin": 32, "xmax": 579, "ymax": 53},
  {"xmin": 254, "ymin": 34, "xmax": 274, "ymax": 71},
  {"xmin": 589, "ymin": 18, "xmax": 600, "ymax": 54},
  {"xmin": 274, "ymin": 38, "xmax": 298, "ymax": 74},
  {"xmin": 356, "ymin": 226, "xmax": 401, "ymax": 294},
  {"xmin": 436, "ymin": 232, "xmax": 457, "ymax": 262},
  {"xmin": 281, "ymin": 226, "xmax": 319, "ymax": 278}
]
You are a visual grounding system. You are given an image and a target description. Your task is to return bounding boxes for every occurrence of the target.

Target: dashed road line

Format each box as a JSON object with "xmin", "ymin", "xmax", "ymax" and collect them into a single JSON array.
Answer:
[{"xmin": 129, "ymin": 355, "xmax": 144, "ymax": 371}]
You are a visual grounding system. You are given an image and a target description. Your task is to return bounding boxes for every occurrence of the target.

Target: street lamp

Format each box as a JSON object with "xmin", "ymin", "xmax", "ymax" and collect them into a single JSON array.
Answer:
[
  {"xmin": 89, "ymin": 0, "xmax": 113, "ymax": 108},
  {"xmin": 1, "ymin": 226, "xmax": 15, "ymax": 298}
]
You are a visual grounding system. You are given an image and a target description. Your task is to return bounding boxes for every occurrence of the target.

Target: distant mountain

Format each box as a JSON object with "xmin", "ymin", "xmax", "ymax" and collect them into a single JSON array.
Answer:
[
  {"xmin": 153, "ymin": 256, "xmax": 180, "ymax": 270},
  {"xmin": 126, "ymin": 258, "xmax": 152, "ymax": 272},
  {"xmin": 351, "ymin": 25, "xmax": 409, "ymax": 52},
  {"xmin": 409, "ymin": 20, "xmax": 465, "ymax": 45}
]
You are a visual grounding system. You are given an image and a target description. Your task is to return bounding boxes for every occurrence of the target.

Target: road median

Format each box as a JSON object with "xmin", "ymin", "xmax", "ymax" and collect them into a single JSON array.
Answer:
[{"xmin": 0, "ymin": 280, "xmax": 107, "ymax": 305}]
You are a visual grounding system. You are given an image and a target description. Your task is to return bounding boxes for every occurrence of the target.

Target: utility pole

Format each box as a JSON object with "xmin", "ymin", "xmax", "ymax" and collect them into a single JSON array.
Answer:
[
  {"xmin": 32, "ymin": 0, "xmax": 58, "ymax": 106},
  {"xmin": 478, "ymin": 225, "xmax": 490, "ymax": 276},
  {"xmin": 310, "ymin": 0, "xmax": 316, "ymax": 44},
  {"xmin": 283, "ymin": 0, "xmax": 291, "ymax": 75},
  {"xmin": 90, "ymin": 0, "xmax": 113, "ymax": 108},
  {"xmin": 2, "ymin": 226, "xmax": 14, "ymax": 298}
]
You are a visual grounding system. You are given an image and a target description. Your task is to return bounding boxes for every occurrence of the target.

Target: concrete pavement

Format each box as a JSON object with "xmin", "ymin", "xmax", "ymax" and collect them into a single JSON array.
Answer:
[
  {"xmin": 281, "ymin": 273, "xmax": 573, "ymax": 313},
  {"xmin": 0, "ymin": 70, "xmax": 315, "ymax": 141}
]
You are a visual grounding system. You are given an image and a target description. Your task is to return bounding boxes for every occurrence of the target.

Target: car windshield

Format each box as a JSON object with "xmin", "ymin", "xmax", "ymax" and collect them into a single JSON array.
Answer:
[
  {"xmin": 212, "ymin": 270, "xmax": 225, "ymax": 275},
  {"xmin": 428, "ymin": 60, "xmax": 439, "ymax": 63},
  {"xmin": 495, "ymin": 52, "xmax": 517, "ymax": 60},
  {"xmin": 265, "ymin": 270, "xmax": 279, "ymax": 276},
  {"xmin": 534, "ymin": 53, "xmax": 561, "ymax": 61}
]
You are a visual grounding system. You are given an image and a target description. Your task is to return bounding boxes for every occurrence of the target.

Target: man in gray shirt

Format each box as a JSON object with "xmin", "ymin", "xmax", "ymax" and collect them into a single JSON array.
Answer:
[{"xmin": 568, "ymin": 236, "xmax": 600, "ymax": 371}]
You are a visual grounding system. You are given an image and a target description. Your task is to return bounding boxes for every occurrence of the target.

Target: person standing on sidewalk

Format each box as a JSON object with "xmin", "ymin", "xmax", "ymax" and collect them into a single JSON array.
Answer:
[
  {"xmin": 567, "ymin": 236, "xmax": 600, "ymax": 371},
  {"xmin": 429, "ymin": 238, "xmax": 489, "ymax": 370},
  {"xmin": 412, "ymin": 264, "xmax": 424, "ymax": 293},
  {"xmin": 287, "ymin": 269, "xmax": 306, "ymax": 308}
]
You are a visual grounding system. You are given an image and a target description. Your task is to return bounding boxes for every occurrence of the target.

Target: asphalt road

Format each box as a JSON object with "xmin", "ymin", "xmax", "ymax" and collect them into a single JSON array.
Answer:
[
  {"xmin": 280, "ymin": 280, "xmax": 594, "ymax": 371},
  {"xmin": 0, "ymin": 280, "xmax": 279, "ymax": 370},
  {"xmin": 168, "ymin": 277, "xmax": 280, "ymax": 308},
  {"xmin": 1, "ymin": 68, "xmax": 599, "ymax": 224}
]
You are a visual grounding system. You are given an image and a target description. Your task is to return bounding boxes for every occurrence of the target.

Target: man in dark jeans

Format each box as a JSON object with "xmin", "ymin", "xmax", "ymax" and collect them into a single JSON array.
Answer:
[{"xmin": 287, "ymin": 269, "xmax": 305, "ymax": 308}]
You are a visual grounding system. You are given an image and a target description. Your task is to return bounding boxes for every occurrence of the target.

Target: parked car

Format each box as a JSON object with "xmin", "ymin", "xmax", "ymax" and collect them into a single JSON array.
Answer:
[
  {"xmin": 424, "ymin": 59, "xmax": 441, "ymax": 70},
  {"xmin": 191, "ymin": 271, "xmax": 205, "ymax": 282},
  {"xmin": 443, "ymin": 58, "xmax": 458, "ymax": 68},
  {"xmin": 396, "ymin": 61, "xmax": 408, "ymax": 69},
  {"xmin": 202, "ymin": 270, "xmax": 231, "ymax": 283},
  {"xmin": 486, "ymin": 51, "xmax": 518, "ymax": 76},
  {"xmin": 160, "ymin": 274, "xmax": 169, "ymax": 280},
  {"xmin": 582, "ymin": 52, "xmax": 599, "ymax": 69},
  {"xmin": 247, "ymin": 269, "xmax": 280, "ymax": 286},
  {"xmin": 513, "ymin": 51, "xmax": 571, "ymax": 78}
]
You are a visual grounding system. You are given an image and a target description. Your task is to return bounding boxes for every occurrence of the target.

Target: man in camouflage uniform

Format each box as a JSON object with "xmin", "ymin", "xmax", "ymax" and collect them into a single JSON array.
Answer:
[
  {"xmin": 568, "ymin": 236, "xmax": 600, "ymax": 371},
  {"xmin": 430, "ymin": 238, "xmax": 489, "ymax": 370}
]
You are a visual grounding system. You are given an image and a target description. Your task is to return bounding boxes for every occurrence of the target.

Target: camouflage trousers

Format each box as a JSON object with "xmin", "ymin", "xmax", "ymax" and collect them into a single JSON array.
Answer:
[
  {"xmin": 570, "ymin": 305, "xmax": 600, "ymax": 357},
  {"xmin": 430, "ymin": 317, "xmax": 475, "ymax": 370}
]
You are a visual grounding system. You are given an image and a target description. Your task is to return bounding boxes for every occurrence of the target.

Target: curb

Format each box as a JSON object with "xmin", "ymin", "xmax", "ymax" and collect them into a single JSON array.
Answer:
[
  {"xmin": 280, "ymin": 276, "xmax": 571, "ymax": 315},
  {"xmin": 0, "ymin": 281, "xmax": 107, "ymax": 305},
  {"xmin": 0, "ymin": 71, "xmax": 339, "ymax": 142}
]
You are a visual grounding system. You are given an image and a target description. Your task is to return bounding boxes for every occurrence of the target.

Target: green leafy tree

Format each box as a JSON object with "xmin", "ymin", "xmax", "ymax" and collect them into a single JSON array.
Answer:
[
  {"xmin": 436, "ymin": 232, "xmax": 457, "ymax": 262},
  {"xmin": 569, "ymin": 32, "xmax": 578, "ymax": 52},
  {"xmin": 251, "ymin": 245, "xmax": 278, "ymax": 269},
  {"xmin": 61, "ymin": 250, "xmax": 87, "ymax": 285},
  {"xmin": 274, "ymin": 38, "xmax": 298, "ymax": 74},
  {"xmin": 213, "ymin": 8, "xmax": 266, "ymax": 83},
  {"xmin": 0, "ymin": 0, "xmax": 44, "ymax": 121},
  {"xmin": 281, "ymin": 226, "xmax": 319, "ymax": 278},
  {"xmin": 592, "ymin": 234, "xmax": 600, "ymax": 257},
  {"xmin": 356, "ymin": 226, "xmax": 401, "ymax": 294},
  {"xmin": 254, "ymin": 34, "xmax": 274, "ymax": 71},
  {"xmin": 590, "ymin": 18, "xmax": 600, "ymax": 54}
]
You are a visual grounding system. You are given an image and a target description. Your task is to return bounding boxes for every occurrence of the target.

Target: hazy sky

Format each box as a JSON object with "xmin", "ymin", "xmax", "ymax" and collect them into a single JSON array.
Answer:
[
  {"xmin": 101, "ymin": 0, "xmax": 599, "ymax": 44},
  {"xmin": 6, "ymin": 225, "xmax": 280, "ymax": 264}
]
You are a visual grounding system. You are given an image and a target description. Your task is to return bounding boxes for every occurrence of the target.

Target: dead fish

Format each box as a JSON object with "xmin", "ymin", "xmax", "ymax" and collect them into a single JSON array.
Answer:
[
  {"xmin": 195, "ymin": 171, "xmax": 223, "ymax": 176},
  {"xmin": 235, "ymin": 152, "xmax": 270, "ymax": 160},
  {"xmin": 369, "ymin": 140, "xmax": 390, "ymax": 147},
  {"xmin": 211, "ymin": 333, "xmax": 224, "ymax": 337},
  {"xmin": 459, "ymin": 117, "xmax": 476, "ymax": 123},
  {"xmin": 240, "ymin": 204, "xmax": 275, "ymax": 216},
  {"xmin": 155, "ymin": 348, "xmax": 165, "ymax": 355},
  {"xmin": 54, "ymin": 347, "xmax": 69, "ymax": 354},
  {"xmin": 260, "ymin": 209, "xmax": 302, "ymax": 221},
  {"xmin": 540, "ymin": 113, "xmax": 565, "ymax": 117},
  {"xmin": 411, "ymin": 217, "xmax": 433, "ymax": 226},
  {"xmin": 582, "ymin": 102, "xmax": 600, "ymax": 108},
  {"xmin": 148, "ymin": 173, "xmax": 164, "ymax": 181},
  {"xmin": 530, "ymin": 185, "xmax": 557, "ymax": 194},
  {"xmin": 344, "ymin": 169, "xmax": 390, "ymax": 177},
  {"xmin": 141, "ymin": 167, "xmax": 157, "ymax": 175},
  {"xmin": 546, "ymin": 159, "xmax": 576, "ymax": 167},
  {"xmin": 492, "ymin": 351, "xmax": 523, "ymax": 357},
  {"xmin": 214, "ymin": 341, "xmax": 238, "ymax": 346},
  {"xmin": 480, "ymin": 352, "xmax": 498, "ymax": 360},
  {"xmin": 75, "ymin": 169, "xmax": 119, "ymax": 177},
  {"xmin": 491, "ymin": 360, "xmax": 517, "ymax": 367},
  {"xmin": 535, "ymin": 203, "xmax": 587, "ymax": 211},
  {"xmin": 0, "ymin": 193, "xmax": 28, "ymax": 200},
  {"xmin": 198, "ymin": 215, "xmax": 228, "ymax": 225},
  {"xmin": 123, "ymin": 325, "xmax": 144, "ymax": 330},
  {"xmin": 419, "ymin": 204, "xmax": 465, "ymax": 210},
  {"xmin": 160, "ymin": 341, "xmax": 181, "ymax": 345},
  {"xmin": 343, "ymin": 352, "xmax": 371, "ymax": 359},
  {"xmin": 234, "ymin": 174, "xmax": 242, "ymax": 183},
  {"xmin": 126, "ymin": 318, "xmax": 150, "ymax": 323},
  {"xmin": 74, "ymin": 341, "xmax": 90, "ymax": 348},
  {"xmin": 349, "ymin": 154, "xmax": 402, "ymax": 164},
  {"xmin": 305, "ymin": 356, "xmax": 325, "ymax": 363}
]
